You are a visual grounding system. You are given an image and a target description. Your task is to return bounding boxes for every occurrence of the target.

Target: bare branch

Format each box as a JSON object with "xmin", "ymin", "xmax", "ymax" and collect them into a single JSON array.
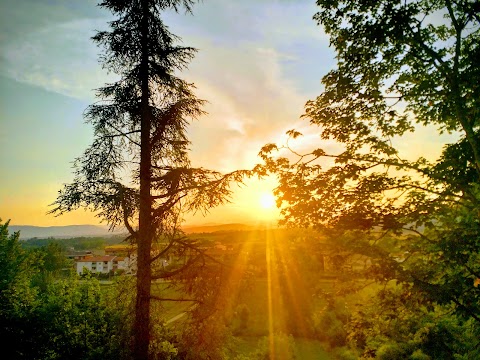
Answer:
[
  {"xmin": 151, "ymin": 254, "xmax": 202, "ymax": 280},
  {"xmin": 150, "ymin": 296, "xmax": 201, "ymax": 303}
]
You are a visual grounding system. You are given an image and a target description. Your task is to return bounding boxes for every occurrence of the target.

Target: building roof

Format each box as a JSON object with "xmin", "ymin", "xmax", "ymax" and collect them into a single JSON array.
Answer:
[
  {"xmin": 66, "ymin": 250, "xmax": 92, "ymax": 256},
  {"xmin": 76, "ymin": 255, "xmax": 117, "ymax": 263}
]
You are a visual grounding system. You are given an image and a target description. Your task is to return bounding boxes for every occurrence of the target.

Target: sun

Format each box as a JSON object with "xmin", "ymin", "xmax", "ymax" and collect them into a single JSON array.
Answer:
[{"xmin": 259, "ymin": 193, "xmax": 276, "ymax": 209}]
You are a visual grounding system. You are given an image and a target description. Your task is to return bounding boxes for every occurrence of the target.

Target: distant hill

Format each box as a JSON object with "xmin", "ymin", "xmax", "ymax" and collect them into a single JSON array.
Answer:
[
  {"xmin": 181, "ymin": 223, "xmax": 261, "ymax": 234},
  {"xmin": 9, "ymin": 225, "xmax": 126, "ymax": 240},
  {"xmin": 9, "ymin": 222, "xmax": 270, "ymax": 239}
]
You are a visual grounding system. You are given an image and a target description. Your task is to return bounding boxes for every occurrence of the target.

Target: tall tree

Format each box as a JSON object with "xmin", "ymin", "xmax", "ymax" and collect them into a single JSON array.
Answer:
[
  {"xmin": 50, "ymin": 1, "xmax": 245, "ymax": 358},
  {"xmin": 259, "ymin": 0, "xmax": 479, "ymax": 356}
]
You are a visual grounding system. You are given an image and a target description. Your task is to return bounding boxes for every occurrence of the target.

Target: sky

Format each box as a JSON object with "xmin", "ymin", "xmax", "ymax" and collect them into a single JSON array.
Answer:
[
  {"xmin": 0, "ymin": 0, "xmax": 336, "ymax": 227},
  {"xmin": 0, "ymin": 0, "xmax": 451, "ymax": 227}
]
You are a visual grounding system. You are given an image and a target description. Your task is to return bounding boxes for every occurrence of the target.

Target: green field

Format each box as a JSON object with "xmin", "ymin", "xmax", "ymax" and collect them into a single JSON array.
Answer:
[
  {"xmin": 151, "ymin": 281, "xmax": 195, "ymax": 323},
  {"xmin": 229, "ymin": 336, "xmax": 331, "ymax": 359},
  {"xmin": 148, "ymin": 277, "xmax": 333, "ymax": 359}
]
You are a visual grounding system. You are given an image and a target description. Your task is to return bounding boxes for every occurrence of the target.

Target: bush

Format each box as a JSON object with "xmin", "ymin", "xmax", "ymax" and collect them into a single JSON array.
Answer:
[
  {"xmin": 331, "ymin": 347, "xmax": 360, "ymax": 360},
  {"xmin": 249, "ymin": 332, "xmax": 298, "ymax": 360},
  {"xmin": 232, "ymin": 303, "xmax": 251, "ymax": 335},
  {"xmin": 313, "ymin": 299, "xmax": 349, "ymax": 347}
]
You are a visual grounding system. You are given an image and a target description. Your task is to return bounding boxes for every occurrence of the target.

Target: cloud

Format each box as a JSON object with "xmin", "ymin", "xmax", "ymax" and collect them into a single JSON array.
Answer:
[
  {"xmin": 1, "ymin": 17, "xmax": 114, "ymax": 101},
  {"xmin": 184, "ymin": 42, "xmax": 309, "ymax": 171},
  {"xmin": 160, "ymin": 0, "xmax": 335, "ymax": 171}
]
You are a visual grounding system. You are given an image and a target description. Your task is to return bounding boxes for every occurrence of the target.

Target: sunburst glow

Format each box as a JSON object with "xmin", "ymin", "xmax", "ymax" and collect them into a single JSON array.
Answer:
[{"xmin": 260, "ymin": 193, "xmax": 276, "ymax": 209}]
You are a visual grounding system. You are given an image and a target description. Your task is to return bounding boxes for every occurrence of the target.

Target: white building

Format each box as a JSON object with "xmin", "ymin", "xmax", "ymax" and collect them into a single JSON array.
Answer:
[{"xmin": 75, "ymin": 255, "xmax": 127, "ymax": 275}]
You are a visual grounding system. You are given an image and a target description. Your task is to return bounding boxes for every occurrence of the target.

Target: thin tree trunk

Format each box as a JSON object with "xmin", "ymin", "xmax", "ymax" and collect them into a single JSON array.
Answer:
[{"xmin": 134, "ymin": 1, "xmax": 153, "ymax": 358}]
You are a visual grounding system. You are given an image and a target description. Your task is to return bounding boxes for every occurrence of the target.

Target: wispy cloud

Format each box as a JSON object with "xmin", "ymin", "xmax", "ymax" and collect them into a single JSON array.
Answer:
[
  {"xmin": 185, "ymin": 44, "xmax": 308, "ymax": 171},
  {"xmin": 162, "ymin": 0, "xmax": 334, "ymax": 171},
  {"xmin": 2, "ymin": 17, "xmax": 114, "ymax": 100}
]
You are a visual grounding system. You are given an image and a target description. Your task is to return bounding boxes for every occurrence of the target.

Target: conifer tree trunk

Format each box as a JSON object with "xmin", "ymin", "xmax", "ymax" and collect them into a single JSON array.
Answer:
[{"xmin": 134, "ymin": 2, "xmax": 153, "ymax": 358}]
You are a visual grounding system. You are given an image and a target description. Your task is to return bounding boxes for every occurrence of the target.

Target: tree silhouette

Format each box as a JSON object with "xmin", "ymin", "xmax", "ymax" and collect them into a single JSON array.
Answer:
[
  {"xmin": 50, "ymin": 1, "xmax": 246, "ymax": 358},
  {"xmin": 259, "ymin": 0, "xmax": 480, "ymax": 356}
]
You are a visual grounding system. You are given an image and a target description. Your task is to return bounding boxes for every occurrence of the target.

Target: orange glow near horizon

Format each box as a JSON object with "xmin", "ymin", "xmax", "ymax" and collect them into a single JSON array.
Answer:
[{"xmin": 2, "ymin": 178, "xmax": 281, "ymax": 227}]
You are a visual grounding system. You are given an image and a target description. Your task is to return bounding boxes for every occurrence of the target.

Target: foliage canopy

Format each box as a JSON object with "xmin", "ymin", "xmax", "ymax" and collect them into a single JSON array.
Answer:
[{"xmin": 259, "ymin": 0, "xmax": 480, "ymax": 357}]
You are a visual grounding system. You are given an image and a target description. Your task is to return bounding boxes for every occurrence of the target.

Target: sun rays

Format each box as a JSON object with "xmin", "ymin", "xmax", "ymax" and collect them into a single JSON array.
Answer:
[
  {"xmin": 191, "ymin": 225, "xmax": 312, "ymax": 359},
  {"xmin": 266, "ymin": 228, "xmax": 276, "ymax": 359},
  {"xmin": 265, "ymin": 227, "xmax": 312, "ymax": 359}
]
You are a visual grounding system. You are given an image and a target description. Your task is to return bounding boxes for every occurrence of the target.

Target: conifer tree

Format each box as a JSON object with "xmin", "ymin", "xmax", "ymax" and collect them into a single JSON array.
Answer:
[{"xmin": 50, "ymin": 1, "xmax": 245, "ymax": 358}]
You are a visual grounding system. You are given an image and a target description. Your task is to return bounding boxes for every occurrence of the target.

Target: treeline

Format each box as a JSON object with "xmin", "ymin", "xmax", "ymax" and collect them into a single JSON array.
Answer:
[
  {"xmin": 1, "ymin": 220, "xmax": 130, "ymax": 359},
  {"xmin": 20, "ymin": 235, "xmax": 126, "ymax": 251}
]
